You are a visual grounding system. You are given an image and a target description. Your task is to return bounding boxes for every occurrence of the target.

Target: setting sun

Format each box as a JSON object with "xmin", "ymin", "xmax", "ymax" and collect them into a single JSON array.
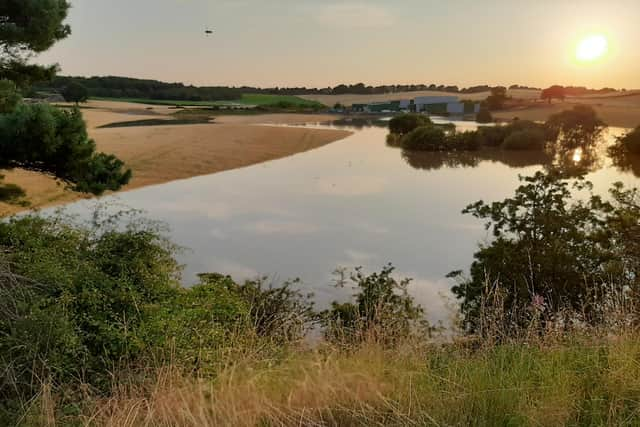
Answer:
[{"xmin": 576, "ymin": 34, "xmax": 609, "ymax": 62}]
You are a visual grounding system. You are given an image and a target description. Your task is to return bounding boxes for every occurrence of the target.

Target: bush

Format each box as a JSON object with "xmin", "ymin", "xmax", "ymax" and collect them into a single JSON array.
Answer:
[
  {"xmin": 400, "ymin": 125, "xmax": 447, "ymax": 150},
  {"xmin": 0, "ymin": 79, "xmax": 21, "ymax": 113},
  {"xmin": 502, "ymin": 128, "xmax": 547, "ymax": 150},
  {"xmin": 388, "ymin": 114, "xmax": 432, "ymax": 135},
  {"xmin": 0, "ymin": 213, "xmax": 181, "ymax": 420},
  {"xmin": 448, "ymin": 130, "xmax": 480, "ymax": 151},
  {"xmin": 452, "ymin": 172, "xmax": 640, "ymax": 333},
  {"xmin": 475, "ymin": 125, "xmax": 510, "ymax": 147},
  {"xmin": 0, "ymin": 104, "xmax": 131, "ymax": 194},
  {"xmin": 476, "ymin": 107, "xmax": 493, "ymax": 123},
  {"xmin": 322, "ymin": 265, "xmax": 429, "ymax": 346},
  {"xmin": 0, "ymin": 212, "xmax": 321, "ymax": 423}
]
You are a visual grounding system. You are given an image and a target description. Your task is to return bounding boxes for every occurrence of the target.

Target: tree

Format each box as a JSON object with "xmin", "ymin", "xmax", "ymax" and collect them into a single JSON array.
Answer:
[
  {"xmin": 0, "ymin": 0, "xmax": 71, "ymax": 87},
  {"xmin": 388, "ymin": 113, "xmax": 432, "ymax": 135},
  {"xmin": 0, "ymin": 104, "xmax": 131, "ymax": 194},
  {"xmin": 451, "ymin": 172, "xmax": 636, "ymax": 333},
  {"xmin": 485, "ymin": 86, "xmax": 508, "ymax": 110},
  {"xmin": 401, "ymin": 125, "xmax": 447, "ymax": 151},
  {"xmin": 0, "ymin": 0, "xmax": 131, "ymax": 197},
  {"xmin": 545, "ymin": 105, "xmax": 606, "ymax": 148},
  {"xmin": 62, "ymin": 81, "xmax": 89, "ymax": 104},
  {"xmin": 541, "ymin": 85, "xmax": 566, "ymax": 104},
  {"xmin": 322, "ymin": 265, "xmax": 429, "ymax": 345},
  {"xmin": 476, "ymin": 106, "xmax": 493, "ymax": 123}
]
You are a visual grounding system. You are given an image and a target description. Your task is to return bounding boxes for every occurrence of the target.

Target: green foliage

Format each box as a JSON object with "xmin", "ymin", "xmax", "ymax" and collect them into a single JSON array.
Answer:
[
  {"xmin": 400, "ymin": 125, "xmax": 448, "ymax": 150},
  {"xmin": 0, "ymin": 212, "xmax": 322, "ymax": 423},
  {"xmin": 0, "ymin": 103, "xmax": 131, "ymax": 194},
  {"xmin": 452, "ymin": 171, "xmax": 640, "ymax": 333},
  {"xmin": 545, "ymin": 105, "xmax": 606, "ymax": 147},
  {"xmin": 0, "ymin": 0, "xmax": 71, "ymax": 52},
  {"xmin": 322, "ymin": 265, "xmax": 428, "ymax": 346},
  {"xmin": 0, "ymin": 213, "xmax": 181, "ymax": 419},
  {"xmin": 142, "ymin": 274, "xmax": 249, "ymax": 373},
  {"xmin": 475, "ymin": 107, "xmax": 493, "ymax": 123},
  {"xmin": 388, "ymin": 114, "xmax": 432, "ymax": 135},
  {"xmin": 0, "ymin": 79, "xmax": 20, "ymax": 113},
  {"xmin": 502, "ymin": 128, "xmax": 547, "ymax": 150},
  {"xmin": 0, "ymin": 0, "xmax": 132, "ymax": 198},
  {"xmin": 0, "ymin": 0, "xmax": 71, "ymax": 87},
  {"xmin": 61, "ymin": 81, "xmax": 89, "ymax": 104},
  {"xmin": 230, "ymin": 276, "xmax": 316, "ymax": 343}
]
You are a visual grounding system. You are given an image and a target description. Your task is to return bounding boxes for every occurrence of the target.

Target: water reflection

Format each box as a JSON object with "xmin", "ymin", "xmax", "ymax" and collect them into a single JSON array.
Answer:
[
  {"xmin": 401, "ymin": 149, "xmax": 554, "ymax": 171},
  {"xmin": 48, "ymin": 120, "xmax": 639, "ymax": 326},
  {"xmin": 390, "ymin": 123, "xmax": 631, "ymax": 179}
]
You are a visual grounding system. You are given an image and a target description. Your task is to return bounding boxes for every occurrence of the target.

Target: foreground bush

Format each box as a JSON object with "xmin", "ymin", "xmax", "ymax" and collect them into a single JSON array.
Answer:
[
  {"xmin": 26, "ymin": 331, "xmax": 640, "ymax": 426},
  {"xmin": 452, "ymin": 171, "xmax": 640, "ymax": 333},
  {"xmin": 322, "ymin": 265, "xmax": 429, "ymax": 346}
]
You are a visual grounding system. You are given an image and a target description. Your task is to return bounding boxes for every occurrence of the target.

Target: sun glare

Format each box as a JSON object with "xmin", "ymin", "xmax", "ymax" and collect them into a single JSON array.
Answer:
[{"xmin": 576, "ymin": 34, "xmax": 608, "ymax": 62}]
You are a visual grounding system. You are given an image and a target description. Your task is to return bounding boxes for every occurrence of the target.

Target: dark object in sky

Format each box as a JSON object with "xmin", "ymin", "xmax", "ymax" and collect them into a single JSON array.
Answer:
[{"xmin": 205, "ymin": 29, "xmax": 213, "ymax": 35}]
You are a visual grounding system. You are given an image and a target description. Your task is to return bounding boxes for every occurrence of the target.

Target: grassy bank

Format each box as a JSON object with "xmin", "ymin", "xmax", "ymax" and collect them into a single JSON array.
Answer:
[{"xmin": 26, "ymin": 333, "xmax": 640, "ymax": 426}]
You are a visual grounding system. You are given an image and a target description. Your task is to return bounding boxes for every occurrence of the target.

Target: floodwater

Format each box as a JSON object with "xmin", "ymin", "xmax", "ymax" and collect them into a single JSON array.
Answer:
[{"xmin": 55, "ymin": 120, "xmax": 639, "ymax": 324}]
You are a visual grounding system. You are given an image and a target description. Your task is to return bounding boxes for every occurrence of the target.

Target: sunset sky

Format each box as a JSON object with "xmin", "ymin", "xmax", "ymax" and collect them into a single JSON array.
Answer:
[{"xmin": 38, "ymin": 0, "xmax": 640, "ymax": 89}]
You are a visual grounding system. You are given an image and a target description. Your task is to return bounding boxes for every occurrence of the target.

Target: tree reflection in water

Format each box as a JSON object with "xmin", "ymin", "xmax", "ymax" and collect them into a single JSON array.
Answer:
[
  {"xmin": 401, "ymin": 148, "xmax": 553, "ymax": 171},
  {"xmin": 398, "ymin": 128, "xmax": 621, "ymax": 178}
]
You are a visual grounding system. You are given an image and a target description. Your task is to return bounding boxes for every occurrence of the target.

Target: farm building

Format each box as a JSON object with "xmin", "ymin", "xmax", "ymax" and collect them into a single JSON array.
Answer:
[
  {"xmin": 414, "ymin": 96, "xmax": 480, "ymax": 115},
  {"xmin": 352, "ymin": 101, "xmax": 401, "ymax": 113},
  {"xmin": 351, "ymin": 96, "xmax": 480, "ymax": 115}
]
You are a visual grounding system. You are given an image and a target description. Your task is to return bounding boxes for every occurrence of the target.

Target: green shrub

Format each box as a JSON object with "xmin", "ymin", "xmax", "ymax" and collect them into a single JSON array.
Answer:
[
  {"xmin": 0, "ymin": 104, "xmax": 131, "ymax": 194},
  {"xmin": 448, "ymin": 130, "xmax": 481, "ymax": 151},
  {"xmin": 388, "ymin": 114, "xmax": 432, "ymax": 135},
  {"xmin": 322, "ymin": 265, "xmax": 429, "ymax": 346},
  {"xmin": 0, "ymin": 213, "xmax": 181, "ymax": 418},
  {"xmin": 502, "ymin": 128, "xmax": 547, "ymax": 150},
  {"xmin": 401, "ymin": 125, "xmax": 447, "ymax": 150},
  {"xmin": 475, "ymin": 125, "xmax": 510, "ymax": 147},
  {"xmin": 142, "ymin": 274, "xmax": 249, "ymax": 373}
]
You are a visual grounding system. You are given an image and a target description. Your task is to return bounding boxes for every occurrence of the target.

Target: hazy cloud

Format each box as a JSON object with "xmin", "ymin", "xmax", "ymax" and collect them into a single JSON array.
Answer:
[{"xmin": 316, "ymin": 3, "xmax": 395, "ymax": 29}]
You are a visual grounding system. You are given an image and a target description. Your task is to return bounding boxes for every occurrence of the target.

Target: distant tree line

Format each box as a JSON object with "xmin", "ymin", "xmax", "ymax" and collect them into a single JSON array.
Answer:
[
  {"xmin": 540, "ymin": 85, "xmax": 618, "ymax": 103},
  {"xmin": 36, "ymin": 77, "xmax": 560, "ymax": 103},
  {"xmin": 42, "ymin": 76, "xmax": 244, "ymax": 101},
  {"xmin": 36, "ymin": 76, "xmax": 625, "ymax": 104}
]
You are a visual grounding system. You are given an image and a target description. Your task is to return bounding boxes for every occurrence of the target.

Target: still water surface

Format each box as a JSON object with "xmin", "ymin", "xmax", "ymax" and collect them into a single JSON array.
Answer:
[{"xmin": 57, "ymin": 120, "xmax": 638, "ymax": 323}]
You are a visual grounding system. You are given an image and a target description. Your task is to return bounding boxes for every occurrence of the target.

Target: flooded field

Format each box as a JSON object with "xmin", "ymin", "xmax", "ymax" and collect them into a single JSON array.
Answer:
[{"xmin": 55, "ymin": 120, "xmax": 637, "ymax": 323}]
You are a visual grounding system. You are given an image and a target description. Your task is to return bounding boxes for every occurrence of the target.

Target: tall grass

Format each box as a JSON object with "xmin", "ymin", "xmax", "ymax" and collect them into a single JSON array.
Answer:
[
  {"xmin": 29, "ymin": 280, "xmax": 640, "ymax": 427},
  {"xmin": 43, "ymin": 334, "xmax": 640, "ymax": 426}
]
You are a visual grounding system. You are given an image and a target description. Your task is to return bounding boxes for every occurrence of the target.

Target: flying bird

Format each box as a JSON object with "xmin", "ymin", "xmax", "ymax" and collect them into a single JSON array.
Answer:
[{"xmin": 205, "ymin": 29, "xmax": 214, "ymax": 35}]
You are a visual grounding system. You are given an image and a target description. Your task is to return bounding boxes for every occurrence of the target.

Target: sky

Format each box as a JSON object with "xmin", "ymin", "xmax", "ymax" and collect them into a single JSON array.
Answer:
[{"xmin": 38, "ymin": 0, "xmax": 640, "ymax": 89}]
